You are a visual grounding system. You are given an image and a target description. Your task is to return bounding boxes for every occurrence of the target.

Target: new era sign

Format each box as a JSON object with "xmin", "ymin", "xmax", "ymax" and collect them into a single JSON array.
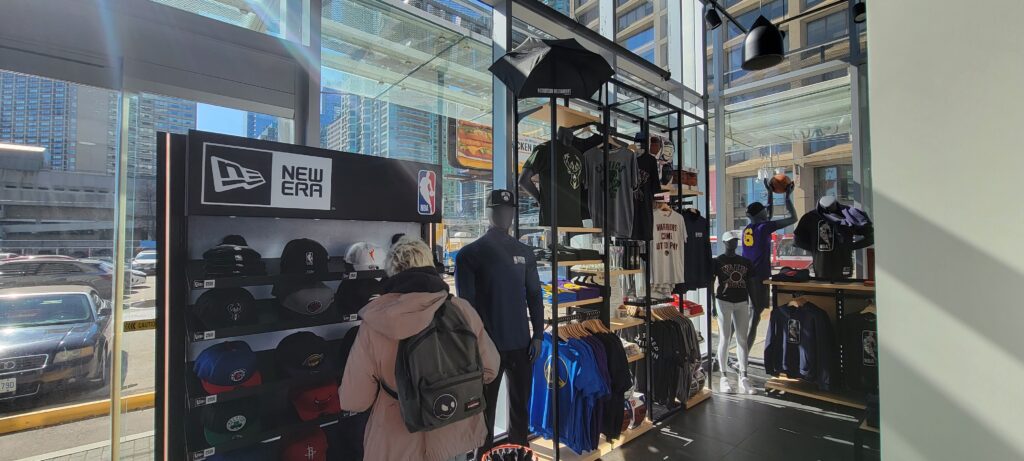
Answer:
[{"xmin": 201, "ymin": 143, "xmax": 332, "ymax": 210}]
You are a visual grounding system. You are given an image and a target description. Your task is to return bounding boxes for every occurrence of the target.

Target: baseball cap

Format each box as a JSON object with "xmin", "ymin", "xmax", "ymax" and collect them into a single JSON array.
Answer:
[
  {"xmin": 721, "ymin": 231, "xmax": 741, "ymax": 242},
  {"xmin": 746, "ymin": 202, "xmax": 766, "ymax": 217},
  {"xmin": 280, "ymin": 238, "xmax": 329, "ymax": 275},
  {"xmin": 201, "ymin": 399, "xmax": 261, "ymax": 446},
  {"xmin": 334, "ymin": 278, "xmax": 383, "ymax": 320},
  {"xmin": 276, "ymin": 281, "xmax": 334, "ymax": 316},
  {"xmin": 221, "ymin": 235, "xmax": 249, "ymax": 246},
  {"xmin": 281, "ymin": 428, "xmax": 328, "ymax": 461},
  {"xmin": 486, "ymin": 189, "xmax": 517, "ymax": 208},
  {"xmin": 344, "ymin": 242, "xmax": 384, "ymax": 271},
  {"xmin": 289, "ymin": 380, "xmax": 342, "ymax": 421},
  {"xmin": 194, "ymin": 341, "xmax": 263, "ymax": 394},
  {"xmin": 276, "ymin": 332, "xmax": 332, "ymax": 377},
  {"xmin": 196, "ymin": 288, "xmax": 258, "ymax": 330}
]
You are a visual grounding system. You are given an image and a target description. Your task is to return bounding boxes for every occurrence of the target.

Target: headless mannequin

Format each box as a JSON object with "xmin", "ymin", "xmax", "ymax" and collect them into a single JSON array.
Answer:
[
  {"xmin": 743, "ymin": 180, "xmax": 796, "ymax": 350},
  {"xmin": 455, "ymin": 195, "xmax": 543, "ymax": 454},
  {"xmin": 716, "ymin": 237, "xmax": 751, "ymax": 379}
]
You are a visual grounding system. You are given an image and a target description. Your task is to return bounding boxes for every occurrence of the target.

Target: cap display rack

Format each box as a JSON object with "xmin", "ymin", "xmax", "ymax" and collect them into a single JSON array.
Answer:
[{"xmin": 157, "ymin": 130, "xmax": 443, "ymax": 460}]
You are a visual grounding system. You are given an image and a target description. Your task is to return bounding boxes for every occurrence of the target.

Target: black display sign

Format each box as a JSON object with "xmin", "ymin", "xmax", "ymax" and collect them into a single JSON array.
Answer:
[{"xmin": 186, "ymin": 130, "xmax": 442, "ymax": 223}]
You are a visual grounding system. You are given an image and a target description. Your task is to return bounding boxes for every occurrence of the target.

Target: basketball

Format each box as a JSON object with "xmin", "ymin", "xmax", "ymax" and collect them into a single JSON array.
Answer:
[{"xmin": 769, "ymin": 173, "xmax": 792, "ymax": 193}]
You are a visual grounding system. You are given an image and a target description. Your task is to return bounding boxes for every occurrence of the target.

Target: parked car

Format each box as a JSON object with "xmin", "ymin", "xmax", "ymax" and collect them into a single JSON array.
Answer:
[
  {"xmin": 0, "ymin": 257, "xmax": 118, "ymax": 299},
  {"xmin": 98, "ymin": 262, "xmax": 146, "ymax": 287},
  {"xmin": 0, "ymin": 286, "xmax": 113, "ymax": 401},
  {"xmin": 772, "ymin": 234, "xmax": 813, "ymax": 271},
  {"xmin": 131, "ymin": 250, "xmax": 157, "ymax": 275},
  {"xmin": 0, "ymin": 253, "xmax": 17, "ymax": 260}
]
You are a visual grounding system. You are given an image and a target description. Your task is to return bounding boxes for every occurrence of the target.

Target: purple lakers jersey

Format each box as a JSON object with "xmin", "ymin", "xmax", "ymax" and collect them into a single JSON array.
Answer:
[{"xmin": 742, "ymin": 221, "xmax": 774, "ymax": 278}]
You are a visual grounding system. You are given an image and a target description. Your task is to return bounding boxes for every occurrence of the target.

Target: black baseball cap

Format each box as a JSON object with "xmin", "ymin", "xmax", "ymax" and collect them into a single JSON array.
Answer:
[
  {"xmin": 221, "ymin": 235, "xmax": 248, "ymax": 246},
  {"xmin": 334, "ymin": 278, "xmax": 383, "ymax": 320},
  {"xmin": 747, "ymin": 202, "xmax": 766, "ymax": 217},
  {"xmin": 201, "ymin": 398, "xmax": 261, "ymax": 446},
  {"xmin": 486, "ymin": 189, "xmax": 517, "ymax": 208},
  {"xmin": 276, "ymin": 332, "xmax": 332, "ymax": 377},
  {"xmin": 280, "ymin": 238, "xmax": 329, "ymax": 275},
  {"xmin": 196, "ymin": 288, "xmax": 258, "ymax": 330}
]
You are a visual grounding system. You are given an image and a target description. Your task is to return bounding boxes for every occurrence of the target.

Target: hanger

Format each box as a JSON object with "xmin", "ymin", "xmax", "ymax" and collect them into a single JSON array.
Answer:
[
  {"xmin": 787, "ymin": 295, "xmax": 808, "ymax": 307},
  {"xmin": 862, "ymin": 302, "xmax": 877, "ymax": 314}
]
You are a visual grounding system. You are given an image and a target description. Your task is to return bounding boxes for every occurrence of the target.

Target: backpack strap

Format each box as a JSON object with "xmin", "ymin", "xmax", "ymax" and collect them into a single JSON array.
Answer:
[{"xmin": 378, "ymin": 378, "xmax": 399, "ymax": 400}]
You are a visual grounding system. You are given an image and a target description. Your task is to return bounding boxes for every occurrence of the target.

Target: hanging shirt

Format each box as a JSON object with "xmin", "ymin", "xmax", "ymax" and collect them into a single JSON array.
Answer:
[
  {"xmin": 841, "ymin": 312, "xmax": 879, "ymax": 392},
  {"xmin": 651, "ymin": 209, "xmax": 686, "ymax": 285},
  {"xmin": 631, "ymin": 153, "xmax": 661, "ymax": 241},
  {"xmin": 455, "ymin": 228, "xmax": 544, "ymax": 352},
  {"xmin": 583, "ymin": 146, "xmax": 639, "ymax": 238},
  {"xmin": 793, "ymin": 203, "xmax": 874, "ymax": 280},
  {"xmin": 524, "ymin": 141, "xmax": 585, "ymax": 227},
  {"xmin": 713, "ymin": 253, "xmax": 754, "ymax": 303},
  {"xmin": 680, "ymin": 210, "xmax": 713, "ymax": 291},
  {"xmin": 741, "ymin": 221, "xmax": 775, "ymax": 279},
  {"xmin": 764, "ymin": 303, "xmax": 836, "ymax": 391}
]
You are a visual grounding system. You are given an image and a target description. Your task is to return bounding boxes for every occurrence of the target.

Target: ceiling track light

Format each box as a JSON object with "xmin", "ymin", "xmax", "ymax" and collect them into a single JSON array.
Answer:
[
  {"xmin": 854, "ymin": 1, "xmax": 867, "ymax": 23},
  {"xmin": 705, "ymin": 8, "xmax": 723, "ymax": 30}
]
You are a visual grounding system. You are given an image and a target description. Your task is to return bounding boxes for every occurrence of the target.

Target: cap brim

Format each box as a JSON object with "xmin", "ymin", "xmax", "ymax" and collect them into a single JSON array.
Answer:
[
  {"xmin": 203, "ymin": 420, "xmax": 261, "ymax": 446},
  {"xmin": 200, "ymin": 371, "xmax": 262, "ymax": 395},
  {"xmin": 292, "ymin": 398, "xmax": 341, "ymax": 422}
]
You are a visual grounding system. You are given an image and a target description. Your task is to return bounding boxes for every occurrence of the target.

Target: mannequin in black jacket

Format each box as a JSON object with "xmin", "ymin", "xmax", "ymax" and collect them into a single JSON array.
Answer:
[{"xmin": 456, "ymin": 190, "xmax": 544, "ymax": 455}]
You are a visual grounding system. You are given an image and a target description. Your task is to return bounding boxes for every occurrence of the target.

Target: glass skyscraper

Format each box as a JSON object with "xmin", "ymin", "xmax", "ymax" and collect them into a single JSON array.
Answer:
[{"xmin": 0, "ymin": 72, "xmax": 78, "ymax": 170}]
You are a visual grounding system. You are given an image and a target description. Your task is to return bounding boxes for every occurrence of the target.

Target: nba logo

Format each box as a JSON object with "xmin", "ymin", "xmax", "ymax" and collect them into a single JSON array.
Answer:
[{"xmin": 417, "ymin": 170, "xmax": 436, "ymax": 215}]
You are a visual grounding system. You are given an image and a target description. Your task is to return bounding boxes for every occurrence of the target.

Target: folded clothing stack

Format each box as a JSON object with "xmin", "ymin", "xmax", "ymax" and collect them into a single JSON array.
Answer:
[
  {"xmin": 532, "ymin": 244, "xmax": 603, "ymax": 263},
  {"xmin": 543, "ymin": 281, "xmax": 578, "ymax": 304},
  {"xmin": 560, "ymin": 280, "xmax": 601, "ymax": 301},
  {"xmin": 202, "ymin": 235, "xmax": 266, "ymax": 276}
]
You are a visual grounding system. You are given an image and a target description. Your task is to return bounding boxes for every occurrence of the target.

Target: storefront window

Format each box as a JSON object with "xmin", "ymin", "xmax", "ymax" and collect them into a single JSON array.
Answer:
[
  {"xmin": 149, "ymin": 0, "xmax": 310, "ymax": 44},
  {"xmin": 814, "ymin": 164, "xmax": 855, "ymax": 204}
]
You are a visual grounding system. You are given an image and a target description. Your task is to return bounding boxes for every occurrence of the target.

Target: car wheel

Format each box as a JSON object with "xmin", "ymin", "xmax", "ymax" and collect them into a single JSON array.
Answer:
[{"xmin": 87, "ymin": 350, "xmax": 110, "ymax": 389}]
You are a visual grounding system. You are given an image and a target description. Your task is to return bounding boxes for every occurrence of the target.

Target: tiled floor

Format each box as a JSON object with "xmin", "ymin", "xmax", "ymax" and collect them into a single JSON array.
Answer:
[{"xmin": 602, "ymin": 376, "xmax": 881, "ymax": 461}]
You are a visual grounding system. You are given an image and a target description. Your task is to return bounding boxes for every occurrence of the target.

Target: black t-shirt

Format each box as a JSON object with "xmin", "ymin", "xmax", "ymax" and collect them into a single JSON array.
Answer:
[
  {"xmin": 713, "ymin": 253, "xmax": 755, "ymax": 303},
  {"xmin": 631, "ymin": 153, "xmax": 661, "ymax": 241},
  {"xmin": 594, "ymin": 332, "xmax": 631, "ymax": 441},
  {"xmin": 525, "ymin": 141, "xmax": 585, "ymax": 227},
  {"xmin": 681, "ymin": 210, "xmax": 713, "ymax": 290},
  {"xmin": 842, "ymin": 312, "xmax": 878, "ymax": 392}
]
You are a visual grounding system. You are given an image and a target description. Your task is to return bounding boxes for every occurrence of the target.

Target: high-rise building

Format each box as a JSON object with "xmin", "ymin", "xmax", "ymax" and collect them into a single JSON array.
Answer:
[
  {"xmin": 125, "ymin": 93, "xmax": 196, "ymax": 176},
  {"xmin": 247, "ymin": 112, "xmax": 278, "ymax": 140},
  {"xmin": 568, "ymin": 0, "xmax": 670, "ymax": 67},
  {"xmin": 0, "ymin": 72, "xmax": 78, "ymax": 170},
  {"xmin": 321, "ymin": 91, "xmax": 440, "ymax": 163}
]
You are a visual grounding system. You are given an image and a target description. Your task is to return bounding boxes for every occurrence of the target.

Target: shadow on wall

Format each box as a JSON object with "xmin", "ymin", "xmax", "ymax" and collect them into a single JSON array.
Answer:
[{"xmin": 873, "ymin": 191, "xmax": 1024, "ymax": 459}]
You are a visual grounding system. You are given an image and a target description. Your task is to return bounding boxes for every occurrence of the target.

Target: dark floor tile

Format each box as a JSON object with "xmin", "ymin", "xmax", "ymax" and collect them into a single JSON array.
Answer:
[
  {"xmin": 601, "ymin": 425, "xmax": 736, "ymax": 461},
  {"xmin": 737, "ymin": 425, "xmax": 861, "ymax": 461},
  {"xmin": 720, "ymin": 447, "xmax": 789, "ymax": 461}
]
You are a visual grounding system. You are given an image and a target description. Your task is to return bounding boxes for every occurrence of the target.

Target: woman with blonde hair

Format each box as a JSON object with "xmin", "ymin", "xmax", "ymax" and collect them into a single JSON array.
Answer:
[{"xmin": 339, "ymin": 236, "xmax": 499, "ymax": 461}]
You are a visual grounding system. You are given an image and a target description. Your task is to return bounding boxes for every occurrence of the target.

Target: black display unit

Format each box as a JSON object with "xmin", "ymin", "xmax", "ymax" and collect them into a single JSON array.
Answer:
[{"xmin": 156, "ymin": 130, "xmax": 442, "ymax": 460}]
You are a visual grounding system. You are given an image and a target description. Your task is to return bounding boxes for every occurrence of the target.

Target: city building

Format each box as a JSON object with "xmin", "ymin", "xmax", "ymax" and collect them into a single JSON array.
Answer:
[
  {"xmin": 0, "ymin": 72, "xmax": 78, "ymax": 171},
  {"xmin": 568, "ymin": 0, "xmax": 672, "ymax": 67},
  {"xmin": 246, "ymin": 112, "xmax": 278, "ymax": 140},
  {"xmin": 125, "ymin": 93, "xmax": 197, "ymax": 176}
]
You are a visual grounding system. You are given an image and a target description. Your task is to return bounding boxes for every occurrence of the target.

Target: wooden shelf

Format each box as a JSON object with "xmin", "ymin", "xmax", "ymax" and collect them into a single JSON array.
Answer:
[
  {"xmin": 658, "ymin": 184, "xmax": 703, "ymax": 197},
  {"xmin": 859, "ymin": 420, "xmax": 880, "ymax": 434},
  {"xmin": 555, "ymin": 259, "xmax": 604, "ymax": 267},
  {"xmin": 764, "ymin": 377, "xmax": 867, "ymax": 409},
  {"xmin": 609, "ymin": 317, "xmax": 644, "ymax": 331},
  {"xmin": 685, "ymin": 388, "xmax": 712, "ymax": 409},
  {"xmin": 627, "ymin": 352, "xmax": 645, "ymax": 363},
  {"xmin": 526, "ymin": 102, "xmax": 600, "ymax": 128},
  {"xmin": 765, "ymin": 280, "xmax": 876, "ymax": 293},
  {"xmin": 546, "ymin": 297, "xmax": 603, "ymax": 308},
  {"xmin": 531, "ymin": 420, "xmax": 655, "ymax": 461}
]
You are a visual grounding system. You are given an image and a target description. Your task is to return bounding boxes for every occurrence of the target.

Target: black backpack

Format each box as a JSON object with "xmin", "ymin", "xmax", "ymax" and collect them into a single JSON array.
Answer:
[{"xmin": 381, "ymin": 296, "xmax": 486, "ymax": 433}]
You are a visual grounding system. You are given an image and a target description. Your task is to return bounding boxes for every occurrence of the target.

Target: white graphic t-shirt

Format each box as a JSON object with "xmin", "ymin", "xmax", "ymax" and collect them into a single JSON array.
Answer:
[{"xmin": 651, "ymin": 209, "xmax": 687, "ymax": 285}]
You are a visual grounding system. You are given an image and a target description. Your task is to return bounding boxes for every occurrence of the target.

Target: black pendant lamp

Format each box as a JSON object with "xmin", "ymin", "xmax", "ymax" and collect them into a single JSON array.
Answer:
[
  {"xmin": 742, "ymin": 15, "xmax": 784, "ymax": 71},
  {"xmin": 854, "ymin": 1, "xmax": 866, "ymax": 23},
  {"xmin": 705, "ymin": 8, "xmax": 723, "ymax": 30}
]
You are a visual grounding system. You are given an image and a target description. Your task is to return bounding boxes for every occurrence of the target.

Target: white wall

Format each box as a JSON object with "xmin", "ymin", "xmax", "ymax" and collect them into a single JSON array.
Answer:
[{"xmin": 869, "ymin": 1, "xmax": 1024, "ymax": 459}]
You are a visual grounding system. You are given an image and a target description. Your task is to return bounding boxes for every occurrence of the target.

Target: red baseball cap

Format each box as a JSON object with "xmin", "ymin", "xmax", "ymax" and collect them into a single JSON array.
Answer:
[
  {"xmin": 289, "ymin": 381, "xmax": 341, "ymax": 421},
  {"xmin": 281, "ymin": 427, "xmax": 328, "ymax": 461}
]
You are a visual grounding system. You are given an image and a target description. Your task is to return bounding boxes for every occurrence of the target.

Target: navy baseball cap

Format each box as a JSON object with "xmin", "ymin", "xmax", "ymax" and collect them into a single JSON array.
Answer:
[
  {"xmin": 276, "ymin": 332, "xmax": 332, "ymax": 377},
  {"xmin": 280, "ymin": 238, "xmax": 329, "ymax": 275},
  {"xmin": 196, "ymin": 288, "xmax": 258, "ymax": 330},
  {"xmin": 746, "ymin": 202, "xmax": 766, "ymax": 217},
  {"xmin": 276, "ymin": 281, "xmax": 334, "ymax": 316},
  {"xmin": 194, "ymin": 341, "xmax": 262, "ymax": 394}
]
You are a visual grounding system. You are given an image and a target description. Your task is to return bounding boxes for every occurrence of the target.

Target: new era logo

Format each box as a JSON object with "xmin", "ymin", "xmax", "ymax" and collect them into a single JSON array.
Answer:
[{"xmin": 210, "ymin": 156, "xmax": 266, "ymax": 192}]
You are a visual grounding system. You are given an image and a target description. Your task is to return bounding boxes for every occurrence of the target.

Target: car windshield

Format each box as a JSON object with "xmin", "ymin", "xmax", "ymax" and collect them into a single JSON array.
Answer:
[
  {"xmin": 778, "ymin": 241, "xmax": 811, "ymax": 257},
  {"xmin": 137, "ymin": 253, "xmax": 156, "ymax": 260},
  {"xmin": 0, "ymin": 294, "xmax": 93, "ymax": 327}
]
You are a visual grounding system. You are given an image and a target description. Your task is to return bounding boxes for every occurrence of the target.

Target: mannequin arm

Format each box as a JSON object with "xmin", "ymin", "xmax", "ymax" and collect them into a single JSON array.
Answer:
[
  {"xmin": 770, "ymin": 186, "xmax": 798, "ymax": 231},
  {"xmin": 454, "ymin": 249, "xmax": 478, "ymax": 308},
  {"xmin": 519, "ymin": 166, "xmax": 541, "ymax": 202},
  {"xmin": 852, "ymin": 227, "xmax": 875, "ymax": 250},
  {"xmin": 524, "ymin": 253, "xmax": 545, "ymax": 341}
]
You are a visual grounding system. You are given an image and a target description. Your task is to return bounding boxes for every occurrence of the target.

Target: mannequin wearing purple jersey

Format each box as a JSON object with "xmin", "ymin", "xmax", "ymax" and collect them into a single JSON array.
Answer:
[{"xmin": 741, "ymin": 180, "xmax": 796, "ymax": 351}]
